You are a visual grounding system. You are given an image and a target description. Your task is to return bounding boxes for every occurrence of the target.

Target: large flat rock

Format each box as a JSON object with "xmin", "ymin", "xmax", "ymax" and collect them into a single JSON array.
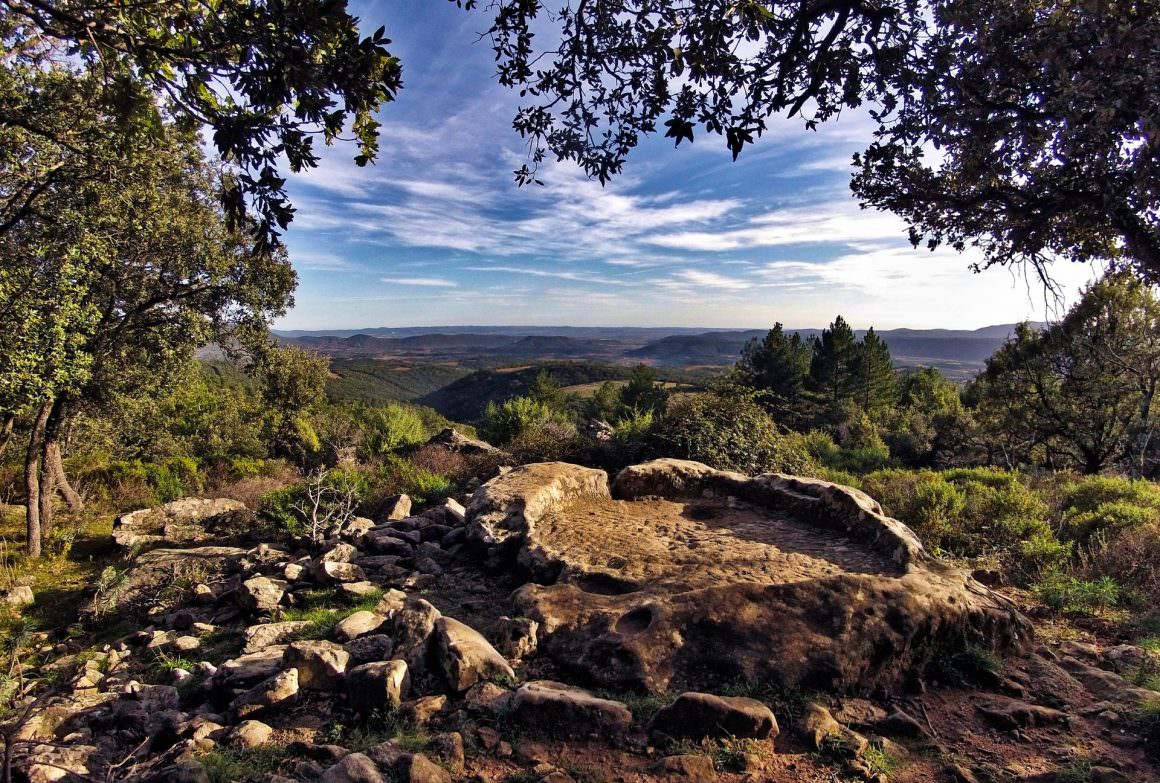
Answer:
[{"xmin": 468, "ymin": 459, "xmax": 1031, "ymax": 694}]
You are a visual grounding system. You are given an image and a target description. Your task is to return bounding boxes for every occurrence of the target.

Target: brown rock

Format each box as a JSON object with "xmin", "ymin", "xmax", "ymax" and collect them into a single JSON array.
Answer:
[
  {"xmin": 653, "ymin": 754, "xmax": 716, "ymax": 782},
  {"xmin": 346, "ymin": 660, "xmax": 409, "ymax": 713},
  {"xmin": 649, "ymin": 692, "xmax": 778, "ymax": 741},
  {"xmin": 320, "ymin": 752, "xmax": 384, "ymax": 783},
  {"xmin": 432, "ymin": 616, "xmax": 515, "ymax": 692},
  {"xmin": 507, "ymin": 680, "xmax": 632, "ymax": 738},
  {"xmin": 284, "ymin": 640, "xmax": 350, "ymax": 690}
]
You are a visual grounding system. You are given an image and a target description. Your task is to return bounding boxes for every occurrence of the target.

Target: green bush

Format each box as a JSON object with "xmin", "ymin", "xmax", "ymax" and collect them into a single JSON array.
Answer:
[
  {"xmin": 653, "ymin": 392, "xmax": 815, "ymax": 476},
  {"xmin": 1033, "ymin": 570, "xmax": 1122, "ymax": 613},
  {"xmin": 1064, "ymin": 476, "xmax": 1160, "ymax": 515},
  {"xmin": 803, "ymin": 429, "xmax": 891, "ymax": 473},
  {"xmin": 364, "ymin": 403, "xmax": 427, "ymax": 455},
  {"xmin": 479, "ymin": 396, "xmax": 567, "ymax": 445}
]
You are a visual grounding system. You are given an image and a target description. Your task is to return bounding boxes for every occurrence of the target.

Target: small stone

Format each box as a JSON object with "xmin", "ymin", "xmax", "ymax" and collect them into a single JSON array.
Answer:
[
  {"xmin": 238, "ymin": 576, "xmax": 285, "ymax": 614},
  {"xmin": 340, "ymin": 581, "xmax": 380, "ymax": 598},
  {"xmin": 427, "ymin": 732, "xmax": 465, "ymax": 773},
  {"xmin": 318, "ymin": 561, "xmax": 367, "ymax": 584},
  {"xmin": 173, "ymin": 636, "xmax": 201, "ymax": 653},
  {"xmin": 320, "ymin": 752, "xmax": 385, "ymax": 783},
  {"xmin": 399, "ymin": 695, "xmax": 448, "ymax": 725},
  {"xmin": 495, "ymin": 616, "xmax": 538, "ymax": 660},
  {"xmin": 875, "ymin": 709, "xmax": 927, "ymax": 738},
  {"xmin": 653, "ymin": 754, "xmax": 716, "ymax": 782},
  {"xmin": 232, "ymin": 668, "xmax": 300, "ymax": 717},
  {"xmin": 347, "ymin": 660, "xmax": 409, "ymax": 713},
  {"xmin": 284, "ymin": 640, "xmax": 350, "ymax": 690},
  {"xmin": 649, "ymin": 692, "xmax": 778, "ymax": 741},
  {"xmin": 242, "ymin": 622, "xmax": 313, "ymax": 654},
  {"xmin": 335, "ymin": 611, "xmax": 385, "ymax": 642},
  {"xmin": 231, "ymin": 719, "xmax": 273, "ymax": 749}
]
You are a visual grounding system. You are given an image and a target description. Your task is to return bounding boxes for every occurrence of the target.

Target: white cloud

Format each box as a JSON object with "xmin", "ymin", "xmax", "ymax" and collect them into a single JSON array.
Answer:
[{"xmin": 380, "ymin": 277, "xmax": 459, "ymax": 287}]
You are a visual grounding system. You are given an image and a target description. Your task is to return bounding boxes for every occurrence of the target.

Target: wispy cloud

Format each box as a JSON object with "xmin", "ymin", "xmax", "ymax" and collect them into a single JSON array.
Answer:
[{"xmin": 380, "ymin": 276, "xmax": 459, "ymax": 287}]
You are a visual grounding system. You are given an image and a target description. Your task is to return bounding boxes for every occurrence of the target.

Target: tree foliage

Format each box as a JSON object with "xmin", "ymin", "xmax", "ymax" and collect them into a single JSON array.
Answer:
[
  {"xmin": 459, "ymin": 0, "xmax": 1160, "ymax": 281},
  {"xmin": 1, "ymin": 0, "xmax": 401, "ymax": 246},
  {"xmin": 971, "ymin": 272, "xmax": 1160, "ymax": 475}
]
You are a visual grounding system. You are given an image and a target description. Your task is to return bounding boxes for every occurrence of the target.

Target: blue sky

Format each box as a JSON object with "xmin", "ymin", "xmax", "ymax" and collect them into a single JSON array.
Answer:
[{"xmin": 277, "ymin": 0, "xmax": 1099, "ymax": 331}]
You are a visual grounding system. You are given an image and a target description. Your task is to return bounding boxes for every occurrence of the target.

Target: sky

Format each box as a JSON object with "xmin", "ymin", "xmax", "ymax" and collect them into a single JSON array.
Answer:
[{"xmin": 276, "ymin": 0, "xmax": 1101, "ymax": 332}]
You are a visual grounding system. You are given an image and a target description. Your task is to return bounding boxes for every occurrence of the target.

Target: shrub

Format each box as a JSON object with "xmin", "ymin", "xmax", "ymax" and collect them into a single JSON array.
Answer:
[
  {"xmin": 1084, "ymin": 521, "xmax": 1160, "ymax": 607},
  {"xmin": 1064, "ymin": 476, "xmax": 1160, "ymax": 515},
  {"xmin": 1033, "ymin": 570, "xmax": 1121, "ymax": 613},
  {"xmin": 364, "ymin": 403, "xmax": 427, "ymax": 456},
  {"xmin": 479, "ymin": 396, "xmax": 560, "ymax": 445},
  {"xmin": 653, "ymin": 392, "xmax": 815, "ymax": 476},
  {"xmin": 803, "ymin": 429, "xmax": 891, "ymax": 473}
]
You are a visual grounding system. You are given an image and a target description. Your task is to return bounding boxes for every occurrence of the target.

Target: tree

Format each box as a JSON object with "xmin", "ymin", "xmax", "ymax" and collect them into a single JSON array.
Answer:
[
  {"xmin": 528, "ymin": 370, "xmax": 567, "ymax": 412},
  {"xmin": 459, "ymin": 0, "xmax": 1160, "ymax": 282},
  {"xmin": 2, "ymin": 0, "xmax": 401, "ymax": 246},
  {"xmin": 735, "ymin": 323, "xmax": 812, "ymax": 422},
  {"xmin": 853, "ymin": 328, "xmax": 897, "ymax": 411},
  {"xmin": 972, "ymin": 273, "xmax": 1160, "ymax": 475},
  {"xmin": 620, "ymin": 364, "xmax": 669, "ymax": 418},
  {"xmin": 809, "ymin": 316, "xmax": 859, "ymax": 407},
  {"xmin": 255, "ymin": 345, "xmax": 329, "ymax": 460},
  {"xmin": 2, "ymin": 102, "xmax": 295, "ymax": 555}
]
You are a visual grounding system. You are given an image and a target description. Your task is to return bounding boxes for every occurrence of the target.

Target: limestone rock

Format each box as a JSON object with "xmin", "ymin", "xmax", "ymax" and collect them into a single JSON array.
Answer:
[
  {"xmin": 113, "ymin": 497, "xmax": 247, "ymax": 548},
  {"xmin": 321, "ymin": 543, "xmax": 360, "ymax": 563},
  {"xmin": 321, "ymin": 752, "xmax": 385, "ymax": 783},
  {"xmin": 426, "ymin": 427, "xmax": 500, "ymax": 455},
  {"xmin": 495, "ymin": 616, "xmax": 539, "ymax": 659},
  {"xmin": 974, "ymin": 695, "xmax": 1069, "ymax": 729},
  {"xmin": 347, "ymin": 660, "xmax": 409, "ymax": 713},
  {"xmin": 474, "ymin": 459, "xmax": 1031, "ymax": 693},
  {"xmin": 653, "ymin": 754, "xmax": 716, "ymax": 782},
  {"xmin": 284, "ymin": 640, "xmax": 350, "ymax": 690},
  {"xmin": 317, "ymin": 561, "xmax": 367, "ymax": 584},
  {"xmin": 345, "ymin": 634, "xmax": 395, "ymax": 665},
  {"xmin": 399, "ymin": 695, "xmax": 448, "ymax": 725},
  {"xmin": 232, "ymin": 668, "xmax": 299, "ymax": 717},
  {"xmin": 243, "ymin": 622, "xmax": 312, "ymax": 654},
  {"xmin": 231, "ymin": 719, "xmax": 273, "ymax": 749},
  {"xmin": 335, "ymin": 611, "xmax": 385, "ymax": 642},
  {"xmin": 507, "ymin": 680, "xmax": 632, "ymax": 738},
  {"xmin": 392, "ymin": 597, "xmax": 442, "ymax": 666},
  {"xmin": 432, "ymin": 616, "xmax": 515, "ymax": 692},
  {"xmin": 3, "ymin": 585, "xmax": 34, "ymax": 607},
  {"xmin": 238, "ymin": 576, "xmax": 286, "ymax": 614},
  {"xmin": 214, "ymin": 646, "xmax": 288, "ymax": 690},
  {"xmin": 649, "ymin": 692, "xmax": 778, "ymax": 741},
  {"xmin": 383, "ymin": 494, "xmax": 413, "ymax": 520}
]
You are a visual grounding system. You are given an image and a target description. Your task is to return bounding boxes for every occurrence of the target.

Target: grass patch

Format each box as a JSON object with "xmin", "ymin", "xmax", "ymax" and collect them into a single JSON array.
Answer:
[
  {"xmin": 593, "ymin": 689, "xmax": 674, "ymax": 724},
  {"xmin": 281, "ymin": 586, "xmax": 384, "ymax": 641},
  {"xmin": 928, "ymin": 643, "xmax": 1003, "ymax": 686},
  {"xmin": 1053, "ymin": 758, "xmax": 1094, "ymax": 783},
  {"xmin": 201, "ymin": 745, "xmax": 293, "ymax": 783},
  {"xmin": 1033, "ymin": 571, "xmax": 1121, "ymax": 614},
  {"xmin": 324, "ymin": 708, "xmax": 429, "ymax": 755},
  {"xmin": 717, "ymin": 679, "xmax": 810, "ymax": 721},
  {"xmin": 560, "ymin": 762, "xmax": 610, "ymax": 783},
  {"xmin": 668, "ymin": 738, "xmax": 767, "ymax": 773},
  {"xmin": 862, "ymin": 743, "xmax": 902, "ymax": 777}
]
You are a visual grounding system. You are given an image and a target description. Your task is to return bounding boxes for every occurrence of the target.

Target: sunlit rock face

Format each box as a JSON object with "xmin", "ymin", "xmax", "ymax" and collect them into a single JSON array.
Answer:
[{"xmin": 468, "ymin": 459, "xmax": 1032, "ymax": 694}]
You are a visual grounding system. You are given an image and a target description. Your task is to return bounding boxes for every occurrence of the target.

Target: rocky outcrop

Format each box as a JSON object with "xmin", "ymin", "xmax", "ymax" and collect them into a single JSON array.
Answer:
[
  {"xmin": 113, "ymin": 497, "xmax": 247, "ymax": 548},
  {"xmin": 471, "ymin": 459, "xmax": 1032, "ymax": 694},
  {"xmin": 426, "ymin": 428, "xmax": 501, "ymax": 455}
]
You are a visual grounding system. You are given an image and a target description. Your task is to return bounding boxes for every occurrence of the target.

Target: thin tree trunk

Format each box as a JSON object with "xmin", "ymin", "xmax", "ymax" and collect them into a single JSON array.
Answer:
[
  {"xmin": 43, "ymin": 400, "xmax": 82, "ymax": 514},
  {"xmin": 24, "ymin": 402, "xmax": 50, "ymax": 558},
  {"xmin": 37, "ymin": 450, "xmax": 55, "ymax": 542},
  {"xmin": 46, "ymin": 442, "xmax": 82, "ymax": 513},
  {"xmin": 0, "ymin": 414, "xmax": 13, "ymax": 457}
]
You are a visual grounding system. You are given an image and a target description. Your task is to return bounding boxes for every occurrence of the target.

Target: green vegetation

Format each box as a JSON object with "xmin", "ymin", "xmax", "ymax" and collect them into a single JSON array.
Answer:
[
  {"xmin": 201, "ymin": 745, "xmax": 294, "ymax": 783},
  {"xmin": 326, "ymin": 360, "xmax": 471, "ymax": 405}
]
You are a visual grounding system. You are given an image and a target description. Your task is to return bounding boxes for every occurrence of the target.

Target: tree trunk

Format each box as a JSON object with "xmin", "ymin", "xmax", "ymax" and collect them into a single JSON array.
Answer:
[
  {"xmin": 37, "ymin": 450, "xmax": 55, "ymax": 542},
  {"xmin": 0, "ymin": 414, "xmax": 13, "ymax": 457},
  {"xmin": 46, "ymin": 442, "xmax": 82, "ymax": 513},
  {"xmin": 23, "ymin": 402, "xmax": 50, "ymax": 558},
  {"xmin": 43, "ymin": 400, "xmax": 82, "ymax": 514}
]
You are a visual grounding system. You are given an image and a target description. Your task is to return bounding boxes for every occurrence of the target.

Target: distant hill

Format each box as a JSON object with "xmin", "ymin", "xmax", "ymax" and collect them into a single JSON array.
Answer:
[
  {"xmin": 416, "ymin": 362, "xmax": 632, "ymax": 421},
  {"xmin": 325, "ymin": 359, "xmax": 472, "ymax": 405}
]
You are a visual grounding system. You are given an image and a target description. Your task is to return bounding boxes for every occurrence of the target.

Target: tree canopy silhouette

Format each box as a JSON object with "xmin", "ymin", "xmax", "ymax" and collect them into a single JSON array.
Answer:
[{"xmin": 458, "ymin": 0, "xmax": 1160, "ymax": 282}]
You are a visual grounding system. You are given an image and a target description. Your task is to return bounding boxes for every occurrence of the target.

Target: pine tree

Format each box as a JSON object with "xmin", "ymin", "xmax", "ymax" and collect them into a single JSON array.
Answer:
[
  {"xmin": 736, "ymin": 323, "xmax": 812, "ymax": 420},
  {"xmin": 809, "ymin": 316, "xmax": 859, "ymax": 406},
  {"xmin": 855, "ymin": 328, "xmax": 898, "ymax": 411}
]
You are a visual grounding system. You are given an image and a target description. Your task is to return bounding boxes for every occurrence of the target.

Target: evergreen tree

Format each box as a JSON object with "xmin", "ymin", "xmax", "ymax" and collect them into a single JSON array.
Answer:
[
  {"xmin": 854, "ymin": 328, "xmax": 898, "ymax": 411},
  {"xmin": 620, "ymin": 364, "xmax": 669, "ymax": 417},
  {"xmin": 809, "ymin": 316, "xmax": 859, "ymax": 406},
  {"xmin": 735, "ymin": 323, "xmax": 812, "ymax": 419},
  {"xmin": 528, "ymin": 370, "xmax": 567, "ymax": 412}
]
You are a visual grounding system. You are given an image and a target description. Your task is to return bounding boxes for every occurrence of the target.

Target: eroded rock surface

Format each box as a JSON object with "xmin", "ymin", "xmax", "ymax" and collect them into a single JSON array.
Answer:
[
  {"xmin": 469, "ymin": 459, "xmax": 1031, "ymax": 693},
  {"xmin": 113, "ymin": 498, "xmax": 248, "ymax": 548}
]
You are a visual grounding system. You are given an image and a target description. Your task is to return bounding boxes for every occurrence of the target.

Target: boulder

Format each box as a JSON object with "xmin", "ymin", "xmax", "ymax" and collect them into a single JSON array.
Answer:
[
  {"xmin": 507, "ymin": 680, "xmax": 632, "ymax": 738},
  {"xmin": 347, "ymin": 660, "xmax": 409, "ymax": 713},
  {"xmin": 230, "ymin": 719, "xmax": 273, "ymax": 749},
  {"xmin": 653, "ymin": 754, "xmax": 716, "ymax": 783},
  {"xmin": 427, "ymin": 732, "xmax": 465, "ymax": 773},
  {"xmin": 345, "ymin": 634, "xmax": 395, "ymax": 665},
  {"xmin": 243, "ymin": 622, "xmax": 312, "ymax": 654},
  {"xmin": 321, "ymin": 543, "xmax": 360, "ymax": 563},
  {"xmin": 320, "ymin": 752, "xmax": 385, "ymax": 783},
  {"xmin": 335, "ymin": 611, "xmax": 385, "ymax": 642},
  {"xmin": 364, "ymin": 531, "xmax": 414, "ymax": 557},
  {"xmin": 232, "ymin": 668, "xmax": 299, "ymax": 717},
  {"xmin": 392, "ymin": 597, "xmax": 442, "ymax": 666},
  {"xmin": 649, "ymin": 692, "xmax": 778, "ymax": 741},
  {"xmin": 382, "ymin": 494, "xmax": 413, "ymax": 521},
  {"xmin": 473, "ymin": 459, "xmax": 1031, "ymax": 693},
  {"xmin": 112, "ymin": 497, "xmax": 248, "ymax": 548},
  {"xmin": 426, "ymin": 428, "xmax": 501, "ymax": 455},
  {"xmin": 495, "ymin": 616, "xmax": 538, "ymax": 660},
  {"xmin": 432, "ymin": 617, "xmax": 515, "ymax": 692},
  {"xmin": 3, "ymin": 585, "xmax": 34, "ymax": 607},
  {"xmin": 366, "ymin": 742, "xmax": 452, "ymax": 783},
  {"xmin": 317, "ymin": 561, "xmax": 367, "ymax": 584},
  {"xmin": 284, "ymin": 640, "xmax": 351, "ymax": 691},
  {"xmin": 238, "ymin": 576, "xmax": 286, "ymax": 614},
  {"xmin": 213, "ymin": 646, "xmax": 288, "ymax": 691}
]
